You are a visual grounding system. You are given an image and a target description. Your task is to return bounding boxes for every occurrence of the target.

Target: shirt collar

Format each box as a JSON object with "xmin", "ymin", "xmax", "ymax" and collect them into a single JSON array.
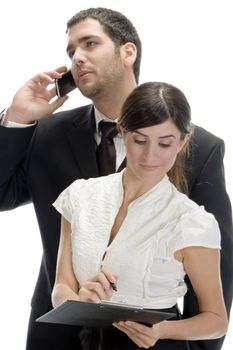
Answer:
[{"xmin": 94, "ymin": 106, "xmax": 118, "ymax": 134}]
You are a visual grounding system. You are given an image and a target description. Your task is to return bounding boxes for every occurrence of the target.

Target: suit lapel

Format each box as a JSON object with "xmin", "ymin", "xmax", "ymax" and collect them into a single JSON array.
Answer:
[{"xmin": 66, "ymin": 105, "xmax": 99, "ymax": 178}]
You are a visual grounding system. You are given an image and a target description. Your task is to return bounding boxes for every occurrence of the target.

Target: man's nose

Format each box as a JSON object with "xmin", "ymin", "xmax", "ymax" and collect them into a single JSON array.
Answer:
[{"xmin": 73, "ymin": 48, "xmax": 86, "ymax": 65}]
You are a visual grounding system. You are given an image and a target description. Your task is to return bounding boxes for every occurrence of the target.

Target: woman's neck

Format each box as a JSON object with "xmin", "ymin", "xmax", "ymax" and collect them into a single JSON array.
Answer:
[{"xmin": 122, "ymin": 168, "xmax": 162, "ymax": 205}]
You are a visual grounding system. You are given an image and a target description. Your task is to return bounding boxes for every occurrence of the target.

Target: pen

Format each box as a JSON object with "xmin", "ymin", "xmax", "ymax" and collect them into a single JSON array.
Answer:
[
  {"xmin": 110, "ymin": 282, "xmax": 117, "ymax": 292},
  {"xmin": 100, "ymin": 263, "xmax": 117, "ymax": 291}
]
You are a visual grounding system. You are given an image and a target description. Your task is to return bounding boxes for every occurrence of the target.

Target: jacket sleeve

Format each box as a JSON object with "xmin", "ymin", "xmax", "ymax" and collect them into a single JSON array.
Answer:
[
  {"xmin": 183, "ymin": 127, "xmax": 233, "ymax": 350},
  {"xmin": 0, "ymin": 124, "xmax": 36, "ymax": 210}
]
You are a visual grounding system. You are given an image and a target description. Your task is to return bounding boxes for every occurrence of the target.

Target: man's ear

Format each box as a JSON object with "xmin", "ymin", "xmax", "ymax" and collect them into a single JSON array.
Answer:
[{"xmin": 121, "ymin": 42, "xmax": 137, "ymax": 67}]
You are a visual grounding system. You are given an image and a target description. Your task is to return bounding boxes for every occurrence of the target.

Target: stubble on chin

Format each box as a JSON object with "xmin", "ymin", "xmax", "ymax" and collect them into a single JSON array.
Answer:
[
  {"xmin": 78, "ymin": 54, "xmax": 124, "ymax": 99},
  {"xmin": 78, "ymin": 82, "xmax": 102, "ymax": 99}
]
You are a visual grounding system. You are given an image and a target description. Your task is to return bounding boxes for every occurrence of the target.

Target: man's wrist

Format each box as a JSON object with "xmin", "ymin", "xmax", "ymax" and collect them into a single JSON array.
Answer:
[
  {"xmin": 0, "ymin": 109, "xmax": 36, "ymax": 128},
  {"xmin": 0, "ymin": 109, "xmax": 7, "ymax": 126}
]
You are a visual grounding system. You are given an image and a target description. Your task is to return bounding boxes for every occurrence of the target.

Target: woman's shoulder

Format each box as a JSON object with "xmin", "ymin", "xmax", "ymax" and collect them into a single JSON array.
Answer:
[
  {"xmin": 74, "ymin": 172, "xmax": 122, "ymax": 188},
  {"xmin": 68, "ymin": 172, "xmax": 123, "ymax": 200},
  {"xmin": 170, "ymin": 183, "xmax": 219, "ymax": 227},
  {"xmin": 169, "ymin": 185, "xmax": 221, "ymax": 249}
]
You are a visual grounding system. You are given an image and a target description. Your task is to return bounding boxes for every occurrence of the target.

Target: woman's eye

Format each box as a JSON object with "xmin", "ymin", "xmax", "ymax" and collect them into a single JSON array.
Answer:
[
  {"xmin": 134, "ymin": 139, "xmax": 146, "ymax": 145},
  {"xmin": 159, "ymin": 143, "xmax": 171, "ymax": 148}
]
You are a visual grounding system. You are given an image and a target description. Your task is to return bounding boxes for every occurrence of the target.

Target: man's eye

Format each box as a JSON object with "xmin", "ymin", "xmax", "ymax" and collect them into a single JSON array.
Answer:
[
  {"xmin": 67, "ymin": 51, "xmax": 74, "ymax": 59},
  {"xmin": 86, "ymin": 41, "xmax": 96, "ymax": 47}
]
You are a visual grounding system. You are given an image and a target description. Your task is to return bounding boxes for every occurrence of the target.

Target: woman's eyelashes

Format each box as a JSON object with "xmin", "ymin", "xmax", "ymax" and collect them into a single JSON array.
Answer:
[
  {"xmin": 158, "ymin": 143, "xmax": 172, "ymax": 148},
  {"xmin": 133, "ymin": 138, "xmax": 172, "ymax": 148},
  {"xmin": 134, "ymin": 139, "xmax": 146, "ymax": 145}
]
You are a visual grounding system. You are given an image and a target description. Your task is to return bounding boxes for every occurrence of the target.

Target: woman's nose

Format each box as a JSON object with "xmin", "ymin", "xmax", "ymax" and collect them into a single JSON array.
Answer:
[{"xmin": 144, "ymin": 145, "xmax": 159, "ymax": 161}]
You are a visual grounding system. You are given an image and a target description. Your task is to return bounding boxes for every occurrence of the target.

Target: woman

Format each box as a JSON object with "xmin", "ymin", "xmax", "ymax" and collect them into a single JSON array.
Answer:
[{"xmin": 52, "ymin": 82, "xmax": 228, "ymax": 349}]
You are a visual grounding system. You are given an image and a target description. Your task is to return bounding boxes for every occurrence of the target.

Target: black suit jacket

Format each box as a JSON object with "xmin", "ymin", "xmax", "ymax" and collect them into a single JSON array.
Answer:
[{"xmin": 0, "ymin": 104, "xmax": 232, "ymax": 350}]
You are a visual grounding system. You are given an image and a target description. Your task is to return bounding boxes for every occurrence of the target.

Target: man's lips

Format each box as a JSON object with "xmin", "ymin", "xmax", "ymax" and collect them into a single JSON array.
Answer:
[{"xmin": 78, "ymin": 70, "xmax": 92, "ymax": 79}]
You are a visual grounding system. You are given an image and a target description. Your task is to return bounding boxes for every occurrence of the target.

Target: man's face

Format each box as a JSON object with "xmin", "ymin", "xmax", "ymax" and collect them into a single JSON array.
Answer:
[{"xmin": 66, "ymin": 18, "xmax": 125, "ymax": 99}]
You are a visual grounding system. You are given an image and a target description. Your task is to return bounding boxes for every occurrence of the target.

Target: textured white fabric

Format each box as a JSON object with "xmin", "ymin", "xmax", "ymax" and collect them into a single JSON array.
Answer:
[{"xmin": 53, "ymin": 171, "xmax": 221, "ymax": 309}]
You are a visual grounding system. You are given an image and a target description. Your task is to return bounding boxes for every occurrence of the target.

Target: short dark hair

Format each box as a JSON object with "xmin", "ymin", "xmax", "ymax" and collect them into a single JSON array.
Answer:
[
  {"xmin": 67, "ymin": 7, "xmax": 142, "ymax": 83},
  {"xmin": 118, "ymin": 82, "xmax": 193, "ymax": 193}
]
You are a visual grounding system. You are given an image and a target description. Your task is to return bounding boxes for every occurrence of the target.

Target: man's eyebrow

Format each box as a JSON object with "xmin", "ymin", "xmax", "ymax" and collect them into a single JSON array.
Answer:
[
  {"xmin": 133, "ymin": 130, "xmax": 176, "ymax": 139},
  {"xmin": 66, "ymin": 35, "xmax": 100, "ymax": 53}
]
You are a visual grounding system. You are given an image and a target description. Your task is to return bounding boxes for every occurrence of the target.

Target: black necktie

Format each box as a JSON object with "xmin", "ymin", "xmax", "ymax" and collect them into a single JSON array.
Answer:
[{"xmin": 96, "ymin": 120, "xmax": 118, "ymax": 176}]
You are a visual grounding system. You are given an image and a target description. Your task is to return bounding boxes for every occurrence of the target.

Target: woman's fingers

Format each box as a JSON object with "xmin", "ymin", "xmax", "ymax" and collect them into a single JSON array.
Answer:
[{"xmin": 113, "ymin": 321, "xmax": 159, "ymax": 348}]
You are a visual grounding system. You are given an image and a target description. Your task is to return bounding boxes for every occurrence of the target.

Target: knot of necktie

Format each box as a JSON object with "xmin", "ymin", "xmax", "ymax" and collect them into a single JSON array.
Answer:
[{"xmin": 98, "ymin": 120, "xmax": 118, "ymax": 140}]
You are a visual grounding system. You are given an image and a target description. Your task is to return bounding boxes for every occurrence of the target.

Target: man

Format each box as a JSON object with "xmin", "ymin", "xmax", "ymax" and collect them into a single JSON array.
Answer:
[{"xmin": 0, "ymin": 7, "xmax": 232, "ymax": 350}]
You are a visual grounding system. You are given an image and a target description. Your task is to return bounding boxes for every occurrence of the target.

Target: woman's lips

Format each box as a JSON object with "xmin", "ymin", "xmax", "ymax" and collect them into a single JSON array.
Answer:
[{"xmin": 140, "ymin": 164, "xmax": 159, "ymax": 171}]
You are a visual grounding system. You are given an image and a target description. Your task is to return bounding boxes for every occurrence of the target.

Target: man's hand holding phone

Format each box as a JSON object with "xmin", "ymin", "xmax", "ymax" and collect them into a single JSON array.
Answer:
[{"xmin": 5, "ymin": 66, "xmax": 70, "ymax": 125}]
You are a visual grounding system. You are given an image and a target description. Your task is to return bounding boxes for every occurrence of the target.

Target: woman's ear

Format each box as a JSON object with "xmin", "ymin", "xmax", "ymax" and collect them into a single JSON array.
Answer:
[{"xmin": 121, "ymin": 42, "xmax": 137, "ymax": 67}]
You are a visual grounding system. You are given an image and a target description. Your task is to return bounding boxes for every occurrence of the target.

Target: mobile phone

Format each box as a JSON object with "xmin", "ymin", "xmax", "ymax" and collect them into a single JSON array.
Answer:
[{"xmin": 55, "ymin": 70, "xmax": 77, "ymax": 97}]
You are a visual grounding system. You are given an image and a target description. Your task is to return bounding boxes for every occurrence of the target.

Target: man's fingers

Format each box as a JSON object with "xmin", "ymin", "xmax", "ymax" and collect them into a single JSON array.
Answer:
[
  {"xmin": 49, "ymin": 95, "xmax": 69, "ymax": 112},
  {"xmin": 55, "ymin": 66, "xmax": 68, "ymax": 74},
  {"xmin": 31, "ymin": 67, "xmax": 67, "ymax": 87}
]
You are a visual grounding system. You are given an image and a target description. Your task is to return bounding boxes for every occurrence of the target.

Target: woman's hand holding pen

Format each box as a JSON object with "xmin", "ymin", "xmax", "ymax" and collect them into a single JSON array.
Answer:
[{"xmin": 78, "ymin": 267, "xmax": 118, "ymax": 303}]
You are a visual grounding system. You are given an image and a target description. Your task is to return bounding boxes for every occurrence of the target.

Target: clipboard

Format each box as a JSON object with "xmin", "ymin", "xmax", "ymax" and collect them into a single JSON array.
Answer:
[{"xmin": 36, "ymin": 300, "xmax": 176, "ymax": 328}]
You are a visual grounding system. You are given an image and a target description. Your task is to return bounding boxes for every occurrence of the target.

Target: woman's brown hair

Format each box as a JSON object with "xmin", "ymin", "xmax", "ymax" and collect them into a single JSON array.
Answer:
[{"xmin": 118, "ymin": 82, "xmax": 193, "ymax": 193}]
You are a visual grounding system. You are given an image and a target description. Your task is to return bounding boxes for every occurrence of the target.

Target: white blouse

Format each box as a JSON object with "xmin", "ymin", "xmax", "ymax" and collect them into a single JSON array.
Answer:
[{"xmin": 53, "ymin": 171, "xmax": 221, "ymax": 309}]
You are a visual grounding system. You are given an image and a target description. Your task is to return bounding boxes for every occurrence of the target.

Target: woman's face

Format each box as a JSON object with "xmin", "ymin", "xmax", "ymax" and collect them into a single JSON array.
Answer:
[{"xmin": 122, "ymin": 118, "xmax": 186, "ymax": 184}]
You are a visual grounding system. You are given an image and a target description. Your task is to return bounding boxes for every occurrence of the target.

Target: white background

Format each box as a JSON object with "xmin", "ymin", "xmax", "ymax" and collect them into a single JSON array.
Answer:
[{"xmin": 0, "ymin": 0, "xmax": 232, "ymax": 349}]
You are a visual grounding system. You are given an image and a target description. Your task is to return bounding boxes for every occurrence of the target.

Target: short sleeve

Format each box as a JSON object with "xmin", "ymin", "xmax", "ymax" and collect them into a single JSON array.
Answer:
[
  {"xmin": 53, "ymin": 179, "xmax": 84, "ymax": 223},
  {"xmin": 171, "ymin": 206, "xmax": 221, "ymax": 254}
]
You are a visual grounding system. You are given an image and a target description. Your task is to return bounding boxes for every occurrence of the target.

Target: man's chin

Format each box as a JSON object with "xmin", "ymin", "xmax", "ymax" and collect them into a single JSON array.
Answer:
[{"xmin": 79, "ymin": 87, "xmax": 99, "ymax": 99}]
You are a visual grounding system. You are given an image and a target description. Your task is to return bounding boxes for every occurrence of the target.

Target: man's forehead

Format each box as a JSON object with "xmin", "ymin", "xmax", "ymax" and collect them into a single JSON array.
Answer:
[
  {"xmin": 66, "ymin": 18, "xmax": 110, "ymax": 51},
  {"xmin": 67, "ymin": 18, "xmax": 105, "ymax": 38}
]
